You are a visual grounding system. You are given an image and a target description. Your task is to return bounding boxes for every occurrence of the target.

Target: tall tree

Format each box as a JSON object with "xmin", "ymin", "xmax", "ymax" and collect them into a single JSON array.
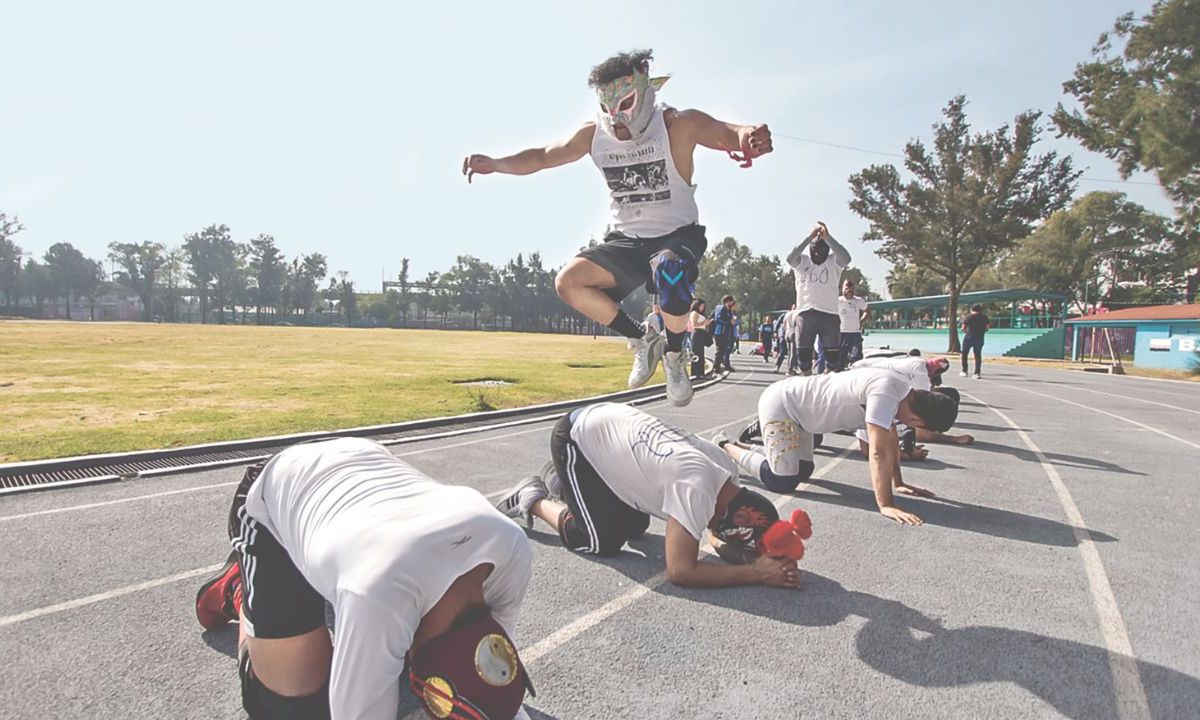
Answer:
[
  {"xmin": 43, "ymin": 242, "xmax": 88, "ymax": 319},
  {"xmin": 21, "ymin": 259, "xmax": 53, "ymax": 312},
  {"xmin": 840, "ymin": 267, "xmax": 882, "ymax": 301},
  {"xmin": 78, "ymin": 258, "xmax": 107, "ymax": 321},
  {"xmin": 107, "ymin": 241, "xmax": 166, "ymax": 321},
  {"xmin": 885, "ymin": 262, "xmax": 946, "ymax": 299},
  {"xmin": 444, "ymin": 255, "xmax": 493, "ymax": 330},
  {"xmin": 289, "ymin": 253, "xmax": 327, "ymax": 323},
  {"xmin": 1053, "ymin": 0, "xmax": 1200, "ymax": 233},
  {"xmin": 396, "ymin": 258, "xmax": 412, "ymax": 327},
  {"xmin": 849, "ymin": 96, "xmax": 1078, "ymax": 351},
  {"xmin": 417, "ymin": 271, "xmax": 439, "ymax": 328},
  {"xmin": 248, "ymin": 234, "xmax": 286, "ymax": 324},
  {"xmin": 0, "ymin": 213, "xmax": 24, "ymax": 306},
  {"xmin": 183, "ymin": 224, "xmax": 242, "ymax": 324}
]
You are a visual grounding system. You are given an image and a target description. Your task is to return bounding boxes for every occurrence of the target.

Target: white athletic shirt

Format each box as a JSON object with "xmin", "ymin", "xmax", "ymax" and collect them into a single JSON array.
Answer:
[
  {"xmin": 243, "ymin": 438, "xmax": 532, "ymax": 720},
  {"xmin": 590, "ymin": 106, "xmax": 699, "ymax": 238},
  {"xmin": 569, "ymin": 403, "xmax": 737, "ymax": 541},
  {"xmin": 851, "ymin": 356, "xmax": 932, "ymax": 391},
  {"xmin": 772, "ymin": 368, "xmax": 911, "ymax": 432},
  {"xmin": 838, "ymin": 295, "xmax": 869, "ymax": 333},
  {"xmin": 789, "ymin": 253, "xmax": 846, "ymax": 315}
]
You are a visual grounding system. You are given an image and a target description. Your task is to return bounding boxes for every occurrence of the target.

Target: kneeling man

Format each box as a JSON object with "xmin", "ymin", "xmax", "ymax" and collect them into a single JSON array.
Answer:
[
  {"xmin": 494, "ymin": 402, "xmax": 806, "ymax": 589},
  {"xmin": 195, "ymin": 438, "xmax": 535, "ymax": 720},
  {"xmin": 718, "ymin": 369, "xmax": 957, "ymax": 525}
]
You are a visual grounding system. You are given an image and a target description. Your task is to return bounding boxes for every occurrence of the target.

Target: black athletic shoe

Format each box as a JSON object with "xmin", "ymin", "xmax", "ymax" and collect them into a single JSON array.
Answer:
[
  {"xmin": 739, "ymin": 420, "xmax": 762, "ymax": 446},
  {"xmin": 494, "ymin": 476, "xmax": 548, "ymax": 529}
]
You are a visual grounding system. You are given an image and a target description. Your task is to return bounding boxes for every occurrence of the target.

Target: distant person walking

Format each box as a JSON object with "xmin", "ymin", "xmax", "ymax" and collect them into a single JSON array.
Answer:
[
  {"xmin": 758, "ymin": 315, "xmax": 775, "ymax": 362},
  {"xmin": 837, "ymin": 279, "xmax": 870, "ymax": 370},
  {"xmin": 960, "ymin": 304, "xmax": 990, "ymax": 379},
  {"xmin": 732, "ymin": 313, "xmax": 742, "ymax": 354},
  {"xmin": 688, "ymin": 299, "xmax": 712, "ymax": 379},
  {"xmin": 712, "ymin": 295, "xmax": 736, "ymax": 373},
  {"xmin": 774, "ymin": 306, "xmax": 793, "ymax": 372},
  {"xmin": 787, "ymin": 221, "xmax": 851, "ymax": 374}
]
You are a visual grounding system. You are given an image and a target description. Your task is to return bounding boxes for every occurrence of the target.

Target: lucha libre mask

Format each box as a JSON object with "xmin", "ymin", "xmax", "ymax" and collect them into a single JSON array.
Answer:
[
  {"xmin": 595, "ymin": 70, "xmax": 669, "ymax": 139},
  {"xmin": 810, "ymin": 239, "xmax": 831, "ymax": 265},
  {"xmin": 713, "ymin": 488, "xmax": 779, "ymax": 547},
  {"xmin": 409, "ymin": 612, "xmax": 533, "ymax": 720}
]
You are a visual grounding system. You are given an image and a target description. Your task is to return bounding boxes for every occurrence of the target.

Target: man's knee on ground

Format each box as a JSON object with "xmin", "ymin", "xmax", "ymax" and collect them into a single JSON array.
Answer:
[
  {"xmin": 557, "ymin": 508, "xmax": 626, "ymax": 556},
  {"xmin": 759, "ymin": 459, "xmax": 815, "ymax": 493},
  {"xmin": 240, "ymin": 650, "xmax": 330, "ymax": 720}
]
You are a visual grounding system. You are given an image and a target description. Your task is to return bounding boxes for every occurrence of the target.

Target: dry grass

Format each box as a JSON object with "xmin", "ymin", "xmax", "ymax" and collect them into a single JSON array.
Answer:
[{"xmin": 0, "ymin": 321, "xmax": 638, "ymax": 461}]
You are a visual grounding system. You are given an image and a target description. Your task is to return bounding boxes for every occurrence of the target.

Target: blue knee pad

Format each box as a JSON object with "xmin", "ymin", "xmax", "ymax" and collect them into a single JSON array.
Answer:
[
  {"xmin": 758, "ymin": 459, "xmax": 815, "ymax": 493},
  {"xmin": 653, "ymin": 250, "xmax": 695, "ymax": 316}
]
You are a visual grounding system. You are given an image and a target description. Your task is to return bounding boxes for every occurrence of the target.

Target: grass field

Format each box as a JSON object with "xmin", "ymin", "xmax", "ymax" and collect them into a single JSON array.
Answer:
[{"xmin": 0, "ymin": 321, "xmax": 637, "ymax": 462}]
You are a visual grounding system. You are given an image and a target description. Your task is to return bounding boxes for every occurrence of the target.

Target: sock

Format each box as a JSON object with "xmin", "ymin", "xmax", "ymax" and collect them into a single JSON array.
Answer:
[
  {"xmin": 607, "ymin": 310, "xmax": 645, "ymax": 340},
  {"xmin": 665, "ymin": 330, "xmax": 685, "ymax": 352},
  {"xmin": 735, "ymin": 448, "xmax": 769, "ymax": 477}
]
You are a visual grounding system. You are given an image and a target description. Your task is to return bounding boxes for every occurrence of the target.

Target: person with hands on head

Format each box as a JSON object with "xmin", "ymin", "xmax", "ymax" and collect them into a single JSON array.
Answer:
[
  {"xmin": 787, "ymin": 221, "xmax": 851, "ymax": 375},
  {"xmin": 493, "ymin": 403, "xmax": 810, "ymax": 590},
  {"xmin": 716, "ymin": 368, "xmax": 958, "ymax": 526},
  {"xmin": 463, "ymin": 48, "xmax": 771, "ymax": 408}
]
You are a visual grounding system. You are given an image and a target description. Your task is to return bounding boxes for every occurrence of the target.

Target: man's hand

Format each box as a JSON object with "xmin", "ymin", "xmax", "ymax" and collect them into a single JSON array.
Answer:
[
  {"xmin": 737, "ymin": 124, "xmax": 773, "ymax": 160},
  {"xmin": 895, "ymin": 482, "xmax": 935, "ymax": 498},
  {"xmin": 461, "ymin": 154, "xmax": 498, "ymax": 183},
  {"xmin": 751, "ymin": 554, "xmax": 802, "ymax": 589},
  {"xmin": 903, "ymin": 444, "xmax": 929, "ymax": 461},
  {"xmin": 881, "ymin": 505, "xmax": 924, "ymax": 525},
  {"xmin": 816, "ymin": 221, "xmax": 830, "ymax": 239}
]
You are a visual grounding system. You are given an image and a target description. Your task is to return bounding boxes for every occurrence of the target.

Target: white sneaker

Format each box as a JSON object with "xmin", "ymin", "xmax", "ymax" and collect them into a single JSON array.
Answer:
[
  {"xmin": 663, "ymin": 350, "xmax": 694, "ymax": 406},
  {"xmin": 711, "ymin": 430, "xmax": 734, "ymax": 449},
  {"xmin": 540, "ymin": 460, "xmax": 562, "ymax": 500},
  {"xmin": 959, "ymin": 370, "xmax": 968, "ymax": 377},
  {"xmin": 627, "ymin": 325, "xmax": 664, "ymax": 388},
  {"xmin": 973, "ymin": 373, "xmax": 982, "ymax": 380}
]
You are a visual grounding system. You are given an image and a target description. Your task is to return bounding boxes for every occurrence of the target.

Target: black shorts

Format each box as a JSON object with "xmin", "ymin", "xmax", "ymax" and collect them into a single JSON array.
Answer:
[
  {"xmin": 228, "ymin": 460, "xmax": 326, "ymax": 640},
  {"xmin": 550, "ymin": 412, "xmax": 651, "ymax": 556},
  {"xmin": 576, "ymin": 223, "xmax": 707, "ymax": 303}
]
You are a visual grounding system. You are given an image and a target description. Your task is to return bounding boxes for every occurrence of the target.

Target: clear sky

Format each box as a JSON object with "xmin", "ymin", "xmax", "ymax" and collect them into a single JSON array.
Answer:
[{"xmin": 1, "ymin": 0, "xmax": 1172, "ymax": 297}]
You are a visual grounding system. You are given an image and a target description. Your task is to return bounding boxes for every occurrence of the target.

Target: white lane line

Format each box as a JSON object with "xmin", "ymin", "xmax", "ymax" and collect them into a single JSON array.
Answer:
[
  {"xmin": 965, "ymin": 392, "xmax": 1150, "ymax": 720},
  {"xmin": 995, "ymin": 382, "xmax": 1200, "ymax": 451},
  {"xmin": 522, "ymin": 438, "xmax": 856, "ymax": 665},
  {"xmin": 0, "ymin": 481, "xmax": 240, "ymax": 523},
  {"xmin": 0, "ymin": 564, "xmax": 223, "ymax": 629},
  {"xmin": 1034, "ymin": 383, "xmax": 1200, "ymax": 416}
]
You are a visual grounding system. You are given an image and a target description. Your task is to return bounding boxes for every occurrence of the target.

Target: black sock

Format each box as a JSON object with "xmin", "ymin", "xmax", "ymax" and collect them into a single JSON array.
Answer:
[
  {"xmin": 665, "ymin": 330, "xmax": 684, "ymax": 352},
  {"xmin": 607, "ymin": 310, "xmax": 645, "ymax": 340}
]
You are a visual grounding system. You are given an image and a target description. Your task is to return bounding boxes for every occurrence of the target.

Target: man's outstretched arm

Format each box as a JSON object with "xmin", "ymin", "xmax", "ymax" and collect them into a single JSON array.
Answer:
[
  {"xmin": 462, "ymin": 123, "xmax": 595, "ymax": 182},
  {"xmin": 866, "ymin": 422, "xmax": 922, "ymax": 525},
  {"xmin": 664, "ymin": 519, "xmax": 799, "ymax": 589}
]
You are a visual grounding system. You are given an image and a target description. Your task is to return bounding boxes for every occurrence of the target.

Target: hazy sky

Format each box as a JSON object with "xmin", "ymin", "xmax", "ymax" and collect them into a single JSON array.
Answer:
[{"xmin": 1, "ymin": 0, "xmax": 1171, "ymax": 297}]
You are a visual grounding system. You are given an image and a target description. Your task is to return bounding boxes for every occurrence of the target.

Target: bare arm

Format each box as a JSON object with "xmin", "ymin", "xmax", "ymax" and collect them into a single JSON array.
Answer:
[
  {"xmin": 664, "ymin": 519, "xmax": 799, "ymax": 588},
  {"xmin": 866, "ymin": 423, "xmax": 922, "ymax": 525},
  {"xmin": 462, "ymin": 123, "xmax": 594, "ymax": 182}
]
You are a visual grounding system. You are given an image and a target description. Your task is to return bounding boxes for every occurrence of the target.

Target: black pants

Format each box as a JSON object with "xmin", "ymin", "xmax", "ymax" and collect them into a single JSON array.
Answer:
[
  {"xmin": 690, "ymin": 332, "xmax": 708, "ymax": 378},
  {"xmin": 761, "ymin": 338, "xmax": 773, "ymax": 361},
  {"xmin": 551, "ymin": 413, "xmax": 651, "ymax": 556}
]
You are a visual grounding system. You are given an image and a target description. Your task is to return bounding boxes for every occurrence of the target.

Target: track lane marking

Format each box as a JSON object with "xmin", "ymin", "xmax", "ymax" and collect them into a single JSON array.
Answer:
[{"xmin": 965, "ymin": 391, "xmax": 1151, "ymax": 720}]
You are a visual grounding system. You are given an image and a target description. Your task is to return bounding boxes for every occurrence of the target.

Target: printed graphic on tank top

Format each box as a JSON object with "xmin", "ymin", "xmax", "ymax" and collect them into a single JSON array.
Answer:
[{"xmin": 590, "ymin": 106, "xmax": 699, "ymax": 238}]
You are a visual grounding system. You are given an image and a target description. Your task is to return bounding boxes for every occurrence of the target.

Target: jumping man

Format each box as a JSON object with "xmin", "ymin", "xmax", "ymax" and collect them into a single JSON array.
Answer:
[{"xmin": 463, "ymin": 49, "xmax": 772, "ymax": 406}]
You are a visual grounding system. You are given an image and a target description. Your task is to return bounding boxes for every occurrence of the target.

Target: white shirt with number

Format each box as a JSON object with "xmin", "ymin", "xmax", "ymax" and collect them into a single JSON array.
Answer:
[
  {"xmin": 838, "ymin": 295, "xmax": 869, "ymax": 333},
  {"xmin": 788, "ymin": 254, "xmax": 846, "ymax": 315},
  {"xmin": 569, "ymin": 403, "xmax": 737, "ymax": 541},
  {"xmin": 769, "ymin": 368, "xmax": 911, "ymax": 433},
  {"xmin": 243, "ymin": 438, "xmax": 532, "ymax": 720}
]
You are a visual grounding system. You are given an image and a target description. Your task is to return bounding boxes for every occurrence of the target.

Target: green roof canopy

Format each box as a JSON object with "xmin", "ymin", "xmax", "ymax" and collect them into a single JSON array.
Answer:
[{"xmin": 868, "ymin": 288, "xmax": 1067, "ymax": 312}]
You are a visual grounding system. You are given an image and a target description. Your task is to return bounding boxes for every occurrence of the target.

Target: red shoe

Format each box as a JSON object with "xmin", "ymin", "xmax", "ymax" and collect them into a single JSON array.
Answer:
[{"xmin": 195, "ymin": 550, "xmax": 243, "ymax": 630}]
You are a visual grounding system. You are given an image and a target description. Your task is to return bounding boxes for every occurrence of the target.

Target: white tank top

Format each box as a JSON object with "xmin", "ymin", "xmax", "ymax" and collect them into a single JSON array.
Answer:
[{"xmin": 590, "ymin": 106, "xmax": 699, "ymax": 238}]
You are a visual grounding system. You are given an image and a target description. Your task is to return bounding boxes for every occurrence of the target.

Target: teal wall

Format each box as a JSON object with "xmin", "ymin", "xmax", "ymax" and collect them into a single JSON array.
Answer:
[
  {"xmin": 862, "ymin": 328, "xmax": 1062, "ymax": 358},
  {"xmin": 1133, "ymin": 322, "xmax": 1200, "ymax": 370}
]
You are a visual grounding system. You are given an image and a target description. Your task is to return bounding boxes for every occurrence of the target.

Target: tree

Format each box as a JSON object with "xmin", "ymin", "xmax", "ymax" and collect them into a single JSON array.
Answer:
[
  {"xmin": 43, "ymin": 242, "xmax": 89, "ymax": 319},
  {"xmin": 159, "ymin": 247, "xmax": 187, "ymax": 322},
  {"xmin": 1053, "ymin": 0, "xmax": 1200, "ymax": 234},
  {"xmin": 21, "ymin": 259, "xmax": 53, "ymax": 312},
  {"xmin": 396, "ymin": 258, "xmax": 412, "ymax": 327},
  {"xmin": 288, "ymin": 253, "xmax": 327, "ymax": 323},
  {"xmin": 330, "ymin": 270, "xmax": 357, "ymax": 324},
  {"xmin": 444, "ymin": 255, "xmax": 493, "ymax": 330},
  {"xmin": 886, "ymin": 262, "xmax": 946, "ymax": 299},
  {"xmin": 698, "ymin": 236, "xmax": 800, "ymax": 323},
  {"xmin": 0, "ymin": 213, "xmax": 24, "ymax": 306},
  {"xmin": 841, "ymin": 267, "xmax": 882, "ymax": 301},
  {"xmin": 1009, "ymin": 191, "xmax": 1177, "ymax": 309},
  {"xmin": 849, "ymin": 96, "xmax": 1078, "ymax": 351},
  {"xmin": 416, "ymin": 271, "xmax": 438, "ymax": 327},
  {"xmin": 248, "ymin": 234, "xmax": 286, "ymax": 324},
  {"xmin": 107, "ymin": 241, "xmax": 166, "ymax": 321},
  {"xmin": 183, "ymin": 225, "xmax": 243, "ymax": 324},
  {"xmin": 78, "ymin": 259, "xmax": 107, "ymax": 321}
]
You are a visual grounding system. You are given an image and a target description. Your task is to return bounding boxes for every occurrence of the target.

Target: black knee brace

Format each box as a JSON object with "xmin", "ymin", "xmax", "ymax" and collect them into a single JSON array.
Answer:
[
  {"xmin": 240, "ymin": 649, "xmax": 330, "ymax": 720},
  {"xmin": 652, "ymin": 250, "xmax": 696, "ymax": 316}
]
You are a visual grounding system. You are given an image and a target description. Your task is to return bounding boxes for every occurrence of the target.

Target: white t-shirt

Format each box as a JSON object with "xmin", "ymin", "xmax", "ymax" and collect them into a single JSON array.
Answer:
[
  {"xmin": 838, "ymin": 295, "xmax": 869, "ymax": 333},
  {"xmin": 783, "ymin": 309, "xmax": 800, "ymax": 336},
  {"xmin": 569, "ymin": 403, "xmax": 737, "ymax": 541},
  {"xmin": 851, "ymin": 356, "xmax": 932, "ymax": 392},
  {"xmin": 789, "ymin": 254, "xmax": 846, "ymax": 315},
  {"xmin": 244, "ymin": 438, "xmax": 532, "ymax": 720},
  {"xmin": 774, "ymin": 368, "xmax": 911, "ymax": 433}
]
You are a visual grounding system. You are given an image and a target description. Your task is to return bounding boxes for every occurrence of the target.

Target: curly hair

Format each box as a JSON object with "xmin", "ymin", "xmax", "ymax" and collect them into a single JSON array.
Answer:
[{"xmin": 588, "ymin": 49, "xmax": 654, "ymax": 87}]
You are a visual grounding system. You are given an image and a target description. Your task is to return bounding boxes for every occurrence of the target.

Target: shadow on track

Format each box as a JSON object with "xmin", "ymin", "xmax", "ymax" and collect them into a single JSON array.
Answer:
[
  {"xmin": 968, "ymin": 440, "xmax": 1146, "ymax": 477},
  {"xmin": 654, "ymin": 572, "xmax": 1198, "ymax": 720}
]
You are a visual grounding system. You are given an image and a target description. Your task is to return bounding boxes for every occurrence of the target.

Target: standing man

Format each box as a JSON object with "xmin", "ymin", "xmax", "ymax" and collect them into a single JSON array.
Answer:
[
  {"xmin": 787, "ymin": 222, "xmax": 850, "ymax": 375},
  {"xmin": 463, "ymin": 49, "xmax": 773, "ymax": 406},
  {"xmin": 960, "ymin": 304, "xmax": 991, "ymax": 379},
  {"xmin": 712, "ymin": 295, "xmax": 737, "ymax": 373},
  {"xmin": 774, "ymin": 305, "xmax": 794, "ymax": 373},
  {"xmin": 193, "ymin": 438, "xmax": 535, "ymax": 720},
  {"xmin": 837, "ymin": 279, "xmax": 870, "ymax": 370},
  {"xmin": 493, "ymin": 403, "xmax": 806, "ymax": 588},
  {"xmin": 758, "ymin": 315, "xmax": 775, "ymax": 362},
  {"xmin": 716, "ymin": 369, "xmax": 957, "ymax": 525}
]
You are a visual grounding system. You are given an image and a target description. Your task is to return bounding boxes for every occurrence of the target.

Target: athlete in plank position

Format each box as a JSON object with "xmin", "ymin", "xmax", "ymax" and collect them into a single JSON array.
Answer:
[
  {"xmin": 716, "ymin": 369, "xmax": 958, "ymax": 525},
  {"xmin": 194, "ymin": 438, "xmax": 535, "ymax": 720},
  {"xmin": 493, "ymin": 402, "xmax": 807, "ymax": 588},
  {"xmin": 463, "ymin": 49, "xmax": 772, "ymax": 407}
]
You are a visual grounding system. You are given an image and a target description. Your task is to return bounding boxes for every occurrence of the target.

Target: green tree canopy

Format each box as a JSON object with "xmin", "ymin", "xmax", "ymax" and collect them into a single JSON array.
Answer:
[
  {"xmin": 107, "ymin": 241, "xmax": 166, "ymax": 321},
  {"xmin": 849, "ymin": 96, "xmax": 1078, "ymax": 351},
  {"xmin": 0, "ymin": 213, "xmax": 24, "ymax": 306}
]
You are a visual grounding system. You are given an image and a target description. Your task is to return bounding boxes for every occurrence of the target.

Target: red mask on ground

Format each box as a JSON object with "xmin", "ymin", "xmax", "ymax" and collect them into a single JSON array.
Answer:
[{"xmin": 409, "ymin": 613, "xmax": 533, "ymax": 720}]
